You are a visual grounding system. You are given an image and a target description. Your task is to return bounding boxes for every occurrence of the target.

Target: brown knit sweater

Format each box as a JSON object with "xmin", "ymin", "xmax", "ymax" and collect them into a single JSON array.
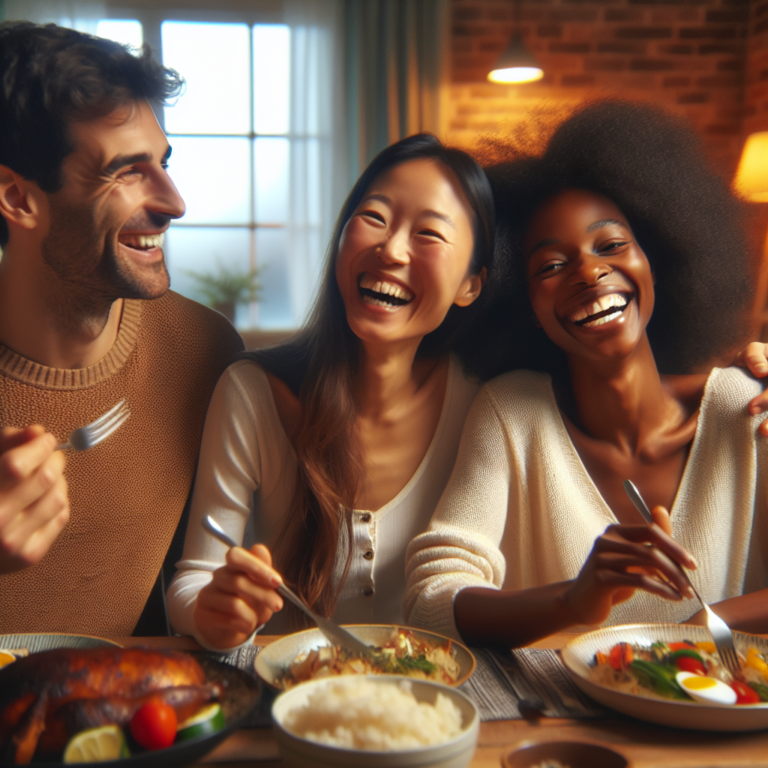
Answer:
[{"xmin": 0, "ymin": 292, "xmax": 244, "ymax": 636}]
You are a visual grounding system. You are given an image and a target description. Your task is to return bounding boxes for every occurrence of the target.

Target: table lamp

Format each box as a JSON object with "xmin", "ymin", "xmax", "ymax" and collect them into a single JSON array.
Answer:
[
  {"xmin": 734, "ymin": 132, "xmax": 768, "ymax": 334},
  {"xmin": 734, "ymin": 132, "xmax": 768, "ymax": 203}
]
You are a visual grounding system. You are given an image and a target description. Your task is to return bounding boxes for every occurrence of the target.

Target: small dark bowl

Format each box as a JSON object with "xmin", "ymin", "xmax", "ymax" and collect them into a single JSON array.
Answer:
[{"xmin": 502, "ymin": 740, "xmax": 628, "ymax": 768}]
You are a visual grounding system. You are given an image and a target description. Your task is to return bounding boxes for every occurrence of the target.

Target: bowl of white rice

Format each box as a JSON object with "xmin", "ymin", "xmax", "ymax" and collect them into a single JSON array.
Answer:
[{"xmin": 271, "ymin": 675, "xmax": 480, "ymax": 768}]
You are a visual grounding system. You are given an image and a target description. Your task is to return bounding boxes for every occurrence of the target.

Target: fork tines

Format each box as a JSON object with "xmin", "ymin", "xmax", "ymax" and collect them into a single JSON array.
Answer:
[{"xmin": 84, "ymin": 400, "xmax": 129, "ymax": 448}]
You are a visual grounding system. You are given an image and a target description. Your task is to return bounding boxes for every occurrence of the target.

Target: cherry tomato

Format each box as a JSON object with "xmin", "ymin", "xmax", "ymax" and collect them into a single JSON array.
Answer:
[
  {"xmin": 609, "ymin": 642, "xmax": 633, "ymax": 671},
  {"xmin": 130, "ymin": 698, "xmax": 178, "ymax": 750},
  {"xmin": 730, "ymin": 680, "xmax": 761, "ymax": 705},
  {"xmin": 674, "ymin": 656, "xmax": 706, "ymax": 676}
]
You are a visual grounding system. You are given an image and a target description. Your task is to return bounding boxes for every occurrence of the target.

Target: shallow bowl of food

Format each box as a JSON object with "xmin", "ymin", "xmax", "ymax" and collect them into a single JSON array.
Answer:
[
  {"xmin": 562, "ymin": 623, "xmax": 768, "ymax": 732},
  {"xmin": 255, "ymin": 624, "xmax": 475, "ymax": 689},
  {"xmin": 502, "ymin": 740, "xmax": 628, "ymax": 768},
  {"xmin": 271, "ymin": 674, "xmax": 479, "ymax": 768}
]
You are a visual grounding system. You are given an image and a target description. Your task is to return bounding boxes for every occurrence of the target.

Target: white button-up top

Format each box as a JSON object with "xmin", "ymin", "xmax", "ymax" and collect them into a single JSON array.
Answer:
[{"xmin": 167, "ymin": 355, "xmax": 480, "ymax": 647}]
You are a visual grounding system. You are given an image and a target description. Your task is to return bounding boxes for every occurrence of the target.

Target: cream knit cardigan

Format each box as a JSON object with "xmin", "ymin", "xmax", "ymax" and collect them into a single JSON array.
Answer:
[{"xmin": 404, "ymin": 368, "xmax": 768, "ymax": 640}]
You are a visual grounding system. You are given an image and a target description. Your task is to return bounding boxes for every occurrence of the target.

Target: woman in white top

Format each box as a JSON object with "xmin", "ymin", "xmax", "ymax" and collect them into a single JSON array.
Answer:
[
  {"xmin": 405, "ymin": 101, "xmax": 768, "ymax": 647},
  {"xmin": 167, "ymin": 134, "xmax": 494, "ymax": 649}
]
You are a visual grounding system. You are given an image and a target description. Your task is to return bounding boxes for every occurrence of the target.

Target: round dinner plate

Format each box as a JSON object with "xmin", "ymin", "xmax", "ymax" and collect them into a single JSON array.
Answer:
[
  {"xmin": 562, "ymin": 623, "xmax": 768, "ymax": 732},
  {"xmin": 255, "ymin": 624, "xmax": 476, "ymax": 690}
]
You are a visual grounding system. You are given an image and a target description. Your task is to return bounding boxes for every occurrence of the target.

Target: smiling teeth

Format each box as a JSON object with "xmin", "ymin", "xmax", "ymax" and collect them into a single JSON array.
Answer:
[
  {"xmin": 120, "ymin": 233, "xmax": 165, "ymax": 250},
  {"xmin": 570, "ymin": 293, "xmax": 628, "ymax": 326},
  {"xmin": 358, "ymin": 274, "xmax": 414, "ymax": 305}
]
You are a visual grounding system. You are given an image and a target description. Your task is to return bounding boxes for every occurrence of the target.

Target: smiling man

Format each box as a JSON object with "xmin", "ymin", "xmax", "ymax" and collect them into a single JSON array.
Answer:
[{"xmin": 0, "ymin": 22, "xmax": 244, "ymax": 635}]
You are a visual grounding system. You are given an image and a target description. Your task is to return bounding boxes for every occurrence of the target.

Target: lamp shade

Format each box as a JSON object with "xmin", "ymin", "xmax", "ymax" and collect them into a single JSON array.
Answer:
[
  {"xmin": 734, "ymin": 132, "xmax": 768, "ymax": 203},
  {"xmin": 488, "ymin": 34, "xmax": 544, "ymax": 84}
]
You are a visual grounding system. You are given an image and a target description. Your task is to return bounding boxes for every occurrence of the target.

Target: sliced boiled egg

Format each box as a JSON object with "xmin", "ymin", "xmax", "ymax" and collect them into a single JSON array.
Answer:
[{"xmin": 676, "ymin": 671, "xmax": 737, "ymax": 705}]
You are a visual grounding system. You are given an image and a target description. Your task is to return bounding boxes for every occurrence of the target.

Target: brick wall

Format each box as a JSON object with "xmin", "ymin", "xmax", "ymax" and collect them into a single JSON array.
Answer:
[
  {"xmin": 446, "ymin": 0, "xmax": 758, "ymax": 176},
  {"xmin": 445, "ymin": 0, "xmax": 768, "ymax": 331},
  {"xmin": 743, "ymin": 0, "xmax": 768, "ymax": 137}
]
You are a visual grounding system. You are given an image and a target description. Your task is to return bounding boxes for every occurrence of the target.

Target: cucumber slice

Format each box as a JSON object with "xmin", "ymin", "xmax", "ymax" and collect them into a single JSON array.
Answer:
[
  {"xmin": 64, "ymin": 725, "xmax": 129, "ymax": 763},
  {"xmin": 176, "ymin": 703, "xmax": 225, "ymax": 741}
]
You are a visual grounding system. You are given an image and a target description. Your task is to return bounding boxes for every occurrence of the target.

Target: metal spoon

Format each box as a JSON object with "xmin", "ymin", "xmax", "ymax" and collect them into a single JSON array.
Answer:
[{"xmin": 202, "ymin": 515, "xmax": 375, "ymax": 658}]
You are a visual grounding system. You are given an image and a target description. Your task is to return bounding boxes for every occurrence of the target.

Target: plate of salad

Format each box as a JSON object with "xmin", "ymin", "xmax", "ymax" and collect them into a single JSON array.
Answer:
[{"xmin": 562, "ymin": 624, "xmax": 768, "ymax": 731}]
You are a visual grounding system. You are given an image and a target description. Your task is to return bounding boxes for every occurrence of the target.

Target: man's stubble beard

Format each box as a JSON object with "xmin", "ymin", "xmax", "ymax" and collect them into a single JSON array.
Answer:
[{"xmin": 41, "ymin": 206, "xmax": 171, "ymax": 329}]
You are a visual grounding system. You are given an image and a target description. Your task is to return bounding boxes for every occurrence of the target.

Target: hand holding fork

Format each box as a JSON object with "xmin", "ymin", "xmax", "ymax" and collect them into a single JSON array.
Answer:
[
  {"xmin": 0, "ymin": 425, "xmax": 68, "ymax": 574},
  {"xmin": 623, "ymin": 480, "xmax": 742, "ymax": 678},
  {"xmin": 0, "ymin": 401, "xmax": 129, "ymax": 574}
]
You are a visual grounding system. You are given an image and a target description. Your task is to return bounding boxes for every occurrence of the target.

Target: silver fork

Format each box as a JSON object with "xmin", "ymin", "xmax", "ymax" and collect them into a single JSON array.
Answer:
[
  {"xmin": 622, "ymin": 479, "xmax": 741, "ymax": 678},
  {"xmin": 202, "ymin": 515, "xmax": 376, "ymax": 659},
  {"xmin": 55, "ymin": 400, "xmax": 130, "ymax": 451}
]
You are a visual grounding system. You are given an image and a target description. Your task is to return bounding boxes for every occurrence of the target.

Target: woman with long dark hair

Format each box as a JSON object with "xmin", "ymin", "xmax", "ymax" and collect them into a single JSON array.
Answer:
[
  {"xmin": 405, "ymin": 101, "xmax": 768, "ymax": 648},
  {"xmin": 167, "ymin": 133, "xmax": 495, "ymax": 650}
]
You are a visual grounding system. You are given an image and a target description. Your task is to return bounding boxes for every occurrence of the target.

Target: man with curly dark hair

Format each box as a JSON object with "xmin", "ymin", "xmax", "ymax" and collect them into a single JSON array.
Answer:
[
  {"xmin": 0, "ymin": 22, "xmax": 243, "ymax": 635},
  {"xmin": 406, "ymin": 100, "xmax": 768, "ymax": 647}
]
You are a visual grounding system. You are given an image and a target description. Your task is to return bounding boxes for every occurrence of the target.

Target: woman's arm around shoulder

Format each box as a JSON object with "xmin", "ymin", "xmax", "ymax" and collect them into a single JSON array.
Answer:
[
  {"xmin": 732, "ymin": 343, "xmax": 768, "ymax": 436},
  {"xmin": 682, "ymin": 366, "xmax": 768, "ymax": 633}
]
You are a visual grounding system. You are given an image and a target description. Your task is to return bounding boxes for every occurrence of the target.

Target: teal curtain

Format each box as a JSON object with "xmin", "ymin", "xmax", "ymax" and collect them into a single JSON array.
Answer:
[{"xmin": 343, "ymin": 0, "xmax": 449, "ymax": 184}]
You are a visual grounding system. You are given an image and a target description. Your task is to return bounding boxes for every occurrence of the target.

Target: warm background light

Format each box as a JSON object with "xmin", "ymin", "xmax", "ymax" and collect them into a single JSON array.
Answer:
[
  {"xmin": 734, "ymin": 132, "xmax": 768, "ymax": 203},
  {"xmin": 488, "ymin": 66, "xmax": 544, "ymax": 85},
  {"xmin": 734, "ymin": 132, "xmax": 768, "ymax": 339},
  {"xmin": 487, "ymin": 34, "xmax": 544, "ymax": 85}
]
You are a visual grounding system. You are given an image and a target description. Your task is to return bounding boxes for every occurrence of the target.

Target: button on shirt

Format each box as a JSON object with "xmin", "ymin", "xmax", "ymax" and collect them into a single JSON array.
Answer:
[{"xmin": 332, "ymin": 359, "xmax": 480, "ymax": 628}]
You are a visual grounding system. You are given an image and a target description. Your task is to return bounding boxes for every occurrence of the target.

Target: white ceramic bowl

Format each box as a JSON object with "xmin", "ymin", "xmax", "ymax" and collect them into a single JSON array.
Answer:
[{"xmin": 271, "ymin": 675, "xmax": 480, "ymax": 768}]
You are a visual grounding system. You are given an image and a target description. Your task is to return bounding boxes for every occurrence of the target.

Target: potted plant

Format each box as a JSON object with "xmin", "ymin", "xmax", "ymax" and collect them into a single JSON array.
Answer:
[{"xmin": 183, "ymin": 258, "xmax": 261, "ymax": 324}]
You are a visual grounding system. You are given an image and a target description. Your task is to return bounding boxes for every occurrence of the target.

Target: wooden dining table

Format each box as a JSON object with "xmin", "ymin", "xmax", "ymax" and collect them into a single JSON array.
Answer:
[{"xmin": 119, "ymin": 632, "xmax": 768, "ymax": 768}]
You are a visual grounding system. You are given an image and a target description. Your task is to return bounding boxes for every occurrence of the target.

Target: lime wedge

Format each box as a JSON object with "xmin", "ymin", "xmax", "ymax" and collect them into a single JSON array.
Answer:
[
  {"xmin": 176, "ymin": 703, "xmax": 225, "ymax": 741},
  {"xmin": 64, "ymin": 725, "xmax": 129, "ymax": 763}
]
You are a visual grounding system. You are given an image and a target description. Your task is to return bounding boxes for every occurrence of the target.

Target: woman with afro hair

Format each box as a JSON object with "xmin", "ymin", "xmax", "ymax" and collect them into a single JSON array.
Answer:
[{"xmin": 405, "ymin": 100, "xmax": 768, "ymax": 647}]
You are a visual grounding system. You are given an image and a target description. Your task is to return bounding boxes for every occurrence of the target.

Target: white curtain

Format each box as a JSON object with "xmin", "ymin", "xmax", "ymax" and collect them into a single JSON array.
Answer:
[
  {"xmin": 283, "ymin": 0, "xmax": 349, "ymax": 326},
  {"xmin": 4, "ymin": 1, "xmax": 105, "ymax": 31}
]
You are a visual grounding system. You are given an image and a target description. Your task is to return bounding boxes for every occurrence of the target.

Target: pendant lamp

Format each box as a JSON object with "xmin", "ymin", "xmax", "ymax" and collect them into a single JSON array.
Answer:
[
  {"xmin": 488, "ymin": 33, "xmax": 543, "ymax": 84},
  {"xmin": 488, "ymin": 0, "xmax": 543, "ymax": 84}
]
